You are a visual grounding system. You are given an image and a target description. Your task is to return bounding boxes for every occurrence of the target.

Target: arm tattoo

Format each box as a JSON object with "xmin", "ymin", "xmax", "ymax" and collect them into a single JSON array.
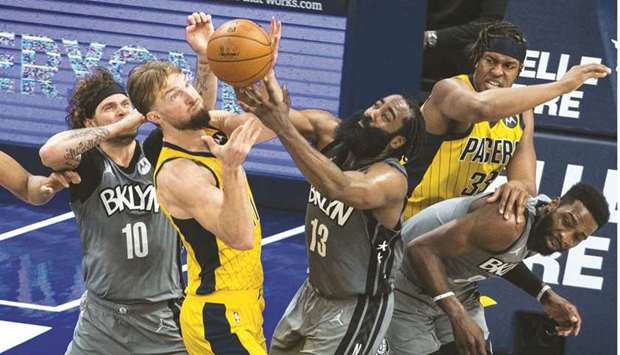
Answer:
[
  {"xmin": 194, "ymin": 60, "xmax": 212, "ymax": 97},
  {"xmin": 63, "ymin": 127, "xmax": 110, "ymax": 161}
]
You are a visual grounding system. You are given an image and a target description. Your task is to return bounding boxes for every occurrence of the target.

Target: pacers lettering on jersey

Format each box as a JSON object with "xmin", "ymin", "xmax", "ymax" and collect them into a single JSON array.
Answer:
[
  {"xmin": 478, "ymin": 257, "xmax": 519, "ymax": 276},
  {"xmin": 458, "ymin": 137, "xmax": 516, "ymax": 165},
  {"xmin": 99, "ymin": 184, "xmax": 160, "ymax": 216},
  {"xmin": 308, "ymin": 186, "xmax": 354, "ymax": 226}
]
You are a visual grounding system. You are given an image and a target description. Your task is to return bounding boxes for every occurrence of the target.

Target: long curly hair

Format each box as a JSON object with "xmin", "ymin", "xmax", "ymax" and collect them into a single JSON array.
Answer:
[
  {"xmin": 469, "ymin": 21, "xmax": 527, "ymax": 66},
  {"xmin": 65, "ymin": 68, "xmax": 121, "ymax": 129}
]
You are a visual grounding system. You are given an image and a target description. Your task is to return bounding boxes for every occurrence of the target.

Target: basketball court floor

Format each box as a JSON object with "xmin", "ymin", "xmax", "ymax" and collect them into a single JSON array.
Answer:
[{"xmin": 0, "ymin": 188, "xmax": 308, "ymax": 354}]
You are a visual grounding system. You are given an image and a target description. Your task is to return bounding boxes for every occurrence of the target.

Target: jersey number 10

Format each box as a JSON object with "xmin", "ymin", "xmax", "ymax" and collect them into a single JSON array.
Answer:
[{"xmin": 122, "ymin": 222, "xmax": 149, "ymax": 259}]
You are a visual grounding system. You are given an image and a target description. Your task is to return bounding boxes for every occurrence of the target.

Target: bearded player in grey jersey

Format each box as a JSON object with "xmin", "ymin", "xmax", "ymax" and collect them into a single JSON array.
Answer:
[
  {"xmin": 238, "ymin": 74, "xmax": 423, "ymax": 355},
  {"xmin": 39, "ymin": 67, "xmax": 187, "ymax": 355},
  {"xmin": 385, "ymin": 183, "xmax": 609, "ymax": 355}
]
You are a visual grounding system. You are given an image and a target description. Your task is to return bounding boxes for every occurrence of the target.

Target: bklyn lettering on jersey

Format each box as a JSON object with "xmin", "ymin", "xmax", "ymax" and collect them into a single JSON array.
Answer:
[
  {"xmin": 99, "ymin": 184, "xmax": 159, "ymax": 216},
  {"xmin": 478, "ymin": 257, "xmax": 519, "ymax": 276},
  {"xmin": 308, "ymin": 186, "xmax": 354, "ymax": 226}
]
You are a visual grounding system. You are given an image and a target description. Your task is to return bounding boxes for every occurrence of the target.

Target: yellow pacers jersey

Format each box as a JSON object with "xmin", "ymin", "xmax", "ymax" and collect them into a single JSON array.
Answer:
[
  {"xmin": 403, "ymin": 74, "xmax": 524, "ymax": 219},
  {"xmin": 154, "ymin": 131, "xmax": 263, "ymax": 296}
]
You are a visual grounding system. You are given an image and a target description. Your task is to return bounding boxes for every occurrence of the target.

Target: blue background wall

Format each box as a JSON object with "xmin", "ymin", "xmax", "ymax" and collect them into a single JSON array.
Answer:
[
  {"xmin": 0, "ymin": 0, "xmax": 348, "ymax": 179},
  {"xmin": 506, "ymin": 0, "xmax": 616, "ymax": 137},
  {"xmin": 481, "ymin": 1, "xmax": 618, "ymax": 353}
]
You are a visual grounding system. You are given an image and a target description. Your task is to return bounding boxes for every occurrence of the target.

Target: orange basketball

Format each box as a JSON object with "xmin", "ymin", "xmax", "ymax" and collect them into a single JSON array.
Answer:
[{"xmin": 207, "ymin": 19, "xmax": 273, "ymax": 88}]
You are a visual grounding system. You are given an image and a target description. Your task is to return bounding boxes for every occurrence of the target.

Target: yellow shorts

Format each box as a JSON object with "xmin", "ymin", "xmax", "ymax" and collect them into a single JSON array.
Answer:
[{"xmin": 180, "ymin": 289, "xmax": 267, "ymax": 355}]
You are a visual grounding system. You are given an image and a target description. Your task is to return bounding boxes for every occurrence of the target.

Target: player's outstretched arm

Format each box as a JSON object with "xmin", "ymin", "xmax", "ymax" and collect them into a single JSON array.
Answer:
[
  {"xmin": 209, "ymin": 110, "xmax": 276, "ymax": 143},
  {"xmin": 156, "ymin": 119, "xmax": 261, "ymax": 250},
  {"xmin": 0, "ymin": 151, "xmax": 80, "ymax": 205},
  {"xmin": 429, "ymin": 63, "xmax": 611, "ymax": 124},
  {"xmin": 39, "ymin": 111, "xmax": 145, "ymax": 171},
  {"xmin": 26, "ymin": 171, "xmax": 81, "ymax": 205},
  {"xmin": 239, "ymin": 76, "xmax": 407, "ymax": 215},
  {"xmin": 237, "ymin": 71, "xmax": 339, "ymax": 149},
  {"xmin": 186, "ymin": 11, "xmax": 218, "ymax": 111}
]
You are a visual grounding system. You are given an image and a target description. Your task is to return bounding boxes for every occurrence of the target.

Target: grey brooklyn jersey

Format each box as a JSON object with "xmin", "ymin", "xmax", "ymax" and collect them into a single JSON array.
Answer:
[
  {"xmin": 70, "ymin": 143, "xmax": 183, "ymax": 303},
  {"xmin": 398, "ymin": 193, "xmax": 549, "ymax": 296},
  {"xmin": 305, "ymin": 144, "xmax": 407, "ymax": 298}
]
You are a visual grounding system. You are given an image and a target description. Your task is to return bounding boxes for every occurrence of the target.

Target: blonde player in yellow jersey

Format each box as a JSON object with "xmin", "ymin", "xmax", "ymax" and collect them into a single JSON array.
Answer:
[
  {"xmin": 127, "ymin": 12, "xmax": 281, "ymax": 355},
  {"xmin": 403, "ymin": 21, "xmax": 611, "ymax": 222}
]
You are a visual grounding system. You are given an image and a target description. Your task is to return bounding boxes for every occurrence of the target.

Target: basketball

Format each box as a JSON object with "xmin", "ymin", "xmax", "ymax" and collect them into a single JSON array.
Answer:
[{"xmin": 207, "ymin": 19, "xmax": 273, "ymax": 88}]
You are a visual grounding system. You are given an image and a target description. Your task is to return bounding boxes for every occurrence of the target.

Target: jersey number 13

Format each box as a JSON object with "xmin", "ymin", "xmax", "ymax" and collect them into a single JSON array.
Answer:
[{"xmin": 309, "ymin": 218, "xmax": 329, "ymax": 257}]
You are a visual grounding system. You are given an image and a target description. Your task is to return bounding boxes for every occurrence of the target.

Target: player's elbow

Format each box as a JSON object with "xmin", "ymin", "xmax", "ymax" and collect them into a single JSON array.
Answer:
[
  {"xmin": 38, "ymin": 144, "xmax": 62, "ymax": 169},
  {"xmin": 227, "ymin": 234, "xmax": 255, "ymax": 250},
  {"xmin": 224, "ymin": 225, "xmax": 255, "ymax": 250}
]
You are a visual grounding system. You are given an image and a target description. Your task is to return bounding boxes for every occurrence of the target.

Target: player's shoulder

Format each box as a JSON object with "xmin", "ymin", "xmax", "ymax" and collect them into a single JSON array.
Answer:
[
  {"xmin": 469, "ymin": 200, "xmax": 526, "ymax": 251},
  {"xmin": 367, "ymin": 159, "xmax": 408, "ymax": 192},
  {"xmin": 369, "ymin": 159, "xmax": 406, "ymax": 176},
  {"xmin": 158, "ymin": 158, "xmax": 214, "ymax": 184},
  {"xmin": 157, "ymin": 158, "xmax": 218, "ymax": 201}
]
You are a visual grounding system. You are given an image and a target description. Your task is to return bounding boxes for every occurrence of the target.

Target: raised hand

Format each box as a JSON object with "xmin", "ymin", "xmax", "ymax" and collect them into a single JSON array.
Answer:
[
  {"xmin": 186, "ymin": 11, "xmax": 214, "ymax": 56},
  {"xmin": 201, "ymin": 118, "xmax": 261, "ymax": 169},
  {"xmin": 237, "ymin": 76, "xmax": 291, "ymax": 134}
]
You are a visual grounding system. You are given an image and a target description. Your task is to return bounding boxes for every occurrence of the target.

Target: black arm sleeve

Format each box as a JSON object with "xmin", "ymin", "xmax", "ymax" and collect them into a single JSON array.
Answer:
[
  {"xmin": 435, "ymin": 0, "xmax": 507, "ymax": 48},
  {"xmin": 501, "ymin": 261, "xmax": 545, "ymax": 299},
  {"xmin": 143, "ymin": 127, "xmax": 164, "ymax": 166},
  {"xmin": 69, "ymin": 149, "xmax": 104, "ymax": 203}
]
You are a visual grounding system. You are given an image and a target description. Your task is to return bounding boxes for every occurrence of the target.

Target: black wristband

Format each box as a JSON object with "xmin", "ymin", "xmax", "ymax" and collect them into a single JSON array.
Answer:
[{"xmin": 501, "ymin": 262, "xmax": 545, "ymax": 298}]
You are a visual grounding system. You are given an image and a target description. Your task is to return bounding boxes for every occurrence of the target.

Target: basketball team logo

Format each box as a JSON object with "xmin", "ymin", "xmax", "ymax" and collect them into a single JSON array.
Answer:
[
  {"xmin": 137, "ymin": 157, "xmax": 151, "ymax": 175},
  {"xmin": 503, "ymin": 115, "xmax": 518, "ymax": 128},
  {"xmin": 218, "ymin": 45, "xmax": 240, "ymax": 58}
]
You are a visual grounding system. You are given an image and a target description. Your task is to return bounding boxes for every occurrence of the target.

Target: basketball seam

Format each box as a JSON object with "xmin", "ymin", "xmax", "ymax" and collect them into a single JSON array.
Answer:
[
  {"xmin": 207, "ymin": 51, "xmax": 273, "ymax": 63},
  {"xmin": 224, "ymin": 59, "xmax": 273, "ymax": 84},
  {"xmin": 209, "ymin": 34, "xmax": 271, "ymax": 47}
]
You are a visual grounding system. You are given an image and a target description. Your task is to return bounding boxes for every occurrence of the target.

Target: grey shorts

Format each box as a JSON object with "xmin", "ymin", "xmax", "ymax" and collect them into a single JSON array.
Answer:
[
  {"xmin": 384, "ymin": 287, "xmax": 489, "ymax": 355},
  {"xmin": 270, "ymin": 279, "xmax": 394, "ymax": 355},
  {"xmin": 65, "ymin": 291, "xmax": 187, "ymax": 355}
]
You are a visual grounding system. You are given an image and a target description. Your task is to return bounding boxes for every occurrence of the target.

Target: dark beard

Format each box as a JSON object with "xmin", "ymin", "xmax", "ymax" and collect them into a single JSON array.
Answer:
[
  {"xmin": 334, "ymin": 110, "xmax": 393, "ymax": 160},
  {"xmin": 527, "ymin": 212, "xmax": 555, "ymax": 255},
  {"xmin": 173, "ymin": 108, "xmax": 211, "ymax": 130}
]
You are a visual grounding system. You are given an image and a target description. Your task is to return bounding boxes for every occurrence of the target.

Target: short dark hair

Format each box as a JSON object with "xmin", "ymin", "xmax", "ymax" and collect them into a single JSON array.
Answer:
[
  {"xmin": 561, "ymin": 183, "xmax": 610, "ymax": 229},
  {"xmin": 470, "ymin": 21, "xmax": 527, "ymax": 66},
  {"xmin": 66, "ymin": 68, "xmax": 125, "ymax": 129},
  {"xmin": 390, "ymin": 96, "xmax": 424, "ymax": 159}
]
